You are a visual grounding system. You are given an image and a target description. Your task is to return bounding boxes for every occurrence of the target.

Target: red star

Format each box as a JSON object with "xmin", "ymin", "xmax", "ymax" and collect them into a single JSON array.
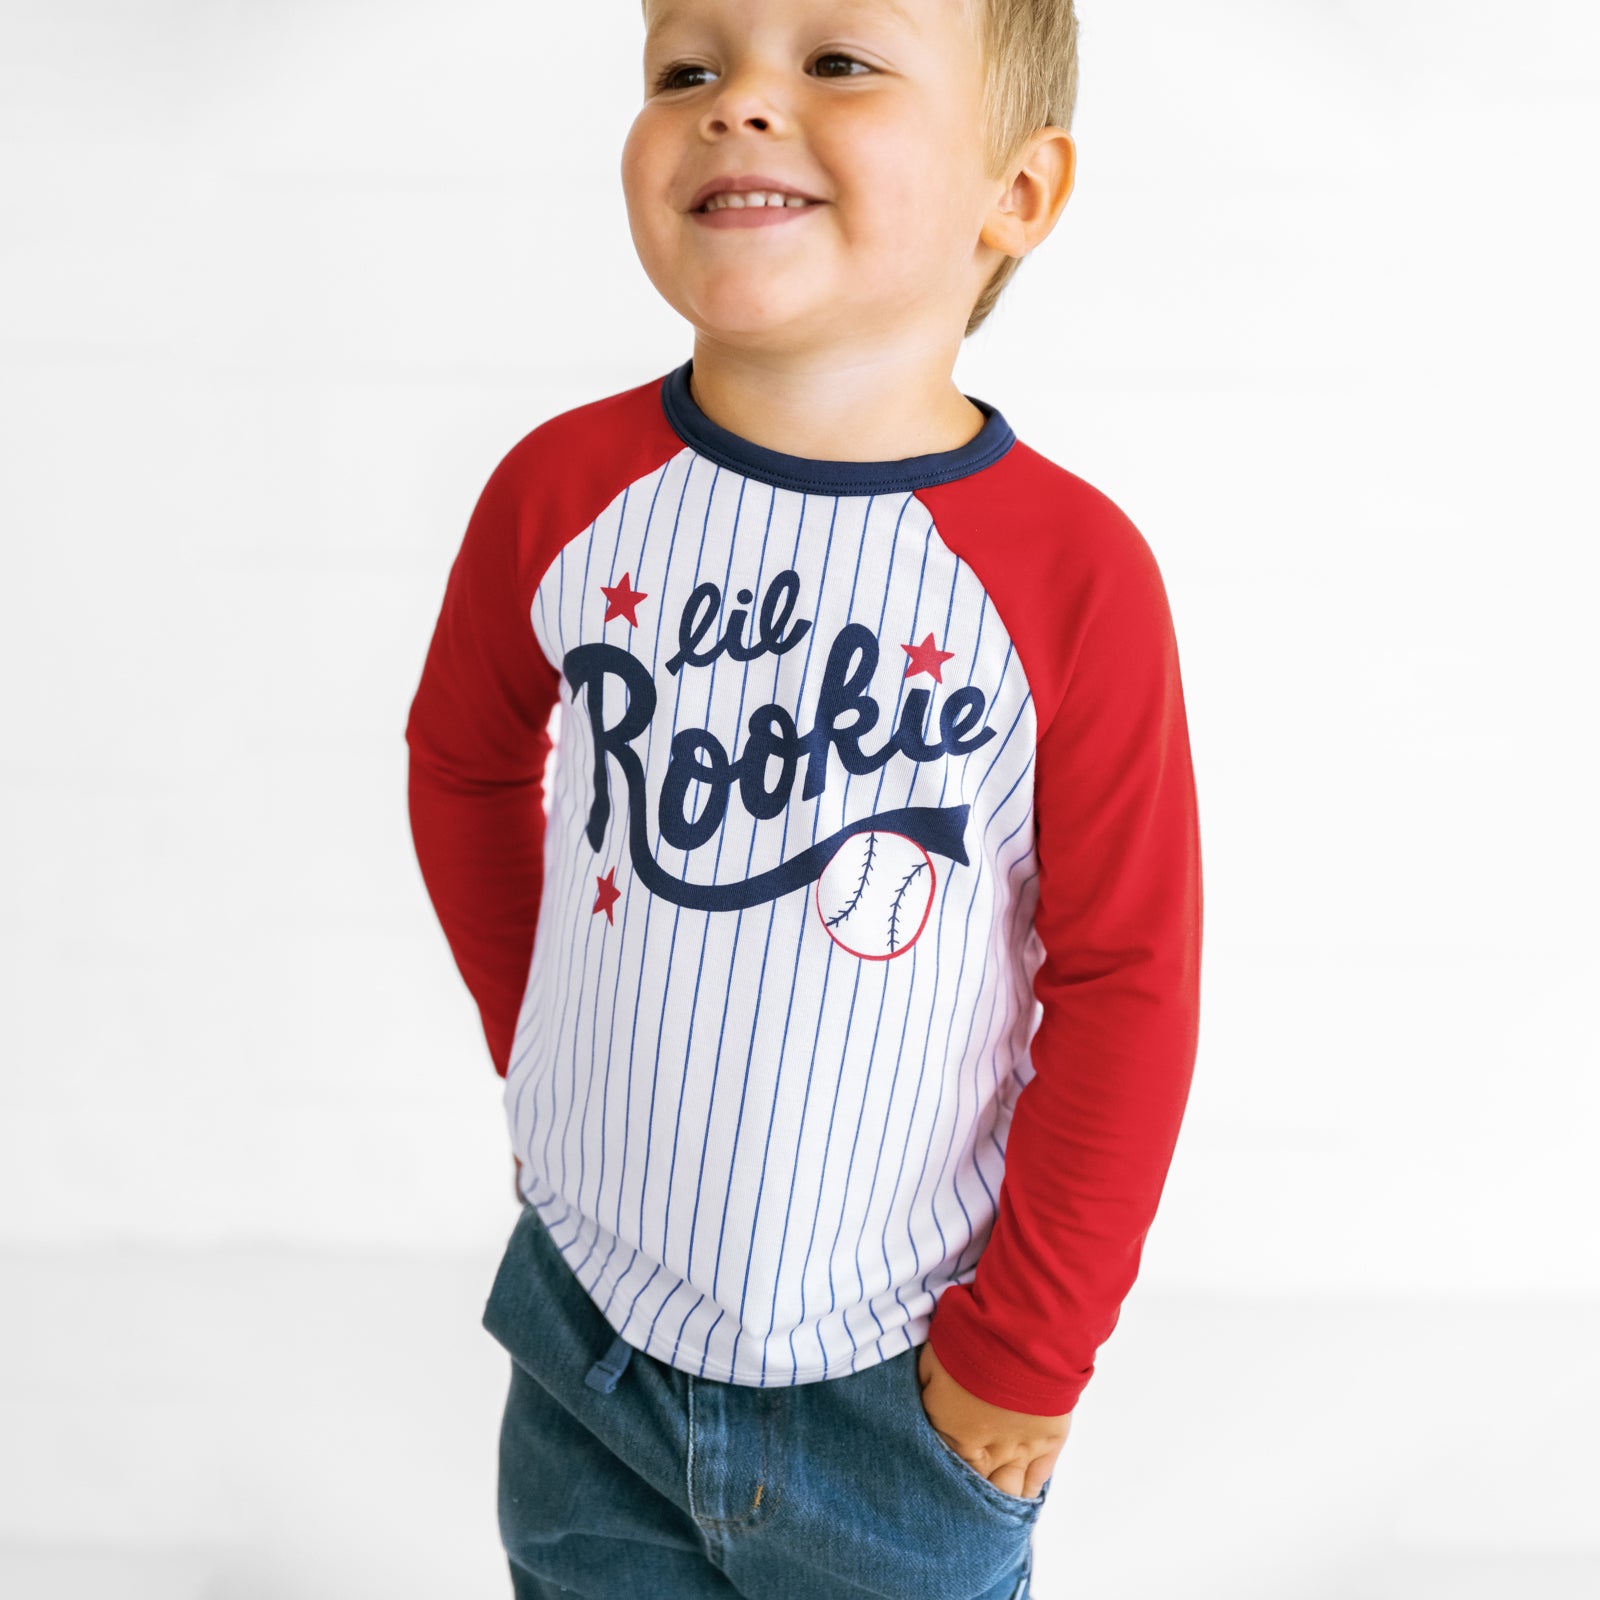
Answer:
[
  {"xmin": 600, "ymin": 572, "xmax": 649, "ymax": 626},
  {"xmin": 592, "ymin": 867, "xmax": 621, "ymax": 924},
  {"xmin": 901, "ymin": 632, "xmax": 956, "ymax": 683}
]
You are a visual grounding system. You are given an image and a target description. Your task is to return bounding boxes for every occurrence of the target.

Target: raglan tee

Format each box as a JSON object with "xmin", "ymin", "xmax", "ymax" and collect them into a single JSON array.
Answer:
[{"xmin": 405, "ymin": 359, "xmax": 1202, "ymax": 1417}]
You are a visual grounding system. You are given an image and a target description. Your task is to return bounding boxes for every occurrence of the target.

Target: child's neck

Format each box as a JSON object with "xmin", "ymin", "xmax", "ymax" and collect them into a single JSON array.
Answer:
[{"xmin": 686, "ymin": 340, "xmax": 986, "ymax": 463}]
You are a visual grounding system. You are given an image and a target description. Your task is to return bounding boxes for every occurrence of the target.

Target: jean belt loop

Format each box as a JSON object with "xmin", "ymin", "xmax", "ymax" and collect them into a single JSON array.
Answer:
[{"xmin": 584, "ymin": 1332, "xmax": 635, "ymax": 1394}]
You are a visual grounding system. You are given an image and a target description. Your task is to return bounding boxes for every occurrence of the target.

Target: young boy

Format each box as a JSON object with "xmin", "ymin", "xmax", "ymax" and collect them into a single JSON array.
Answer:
[{"xmin": 406, "ymin": 0, "xmax": 1201, "ymax": 1595}]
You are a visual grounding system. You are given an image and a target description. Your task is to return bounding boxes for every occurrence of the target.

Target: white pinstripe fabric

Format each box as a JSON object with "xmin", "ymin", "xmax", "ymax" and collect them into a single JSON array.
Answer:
[{"xmin": 503, "ymin": 445, "xmax": 1044, "ymax": 1387}]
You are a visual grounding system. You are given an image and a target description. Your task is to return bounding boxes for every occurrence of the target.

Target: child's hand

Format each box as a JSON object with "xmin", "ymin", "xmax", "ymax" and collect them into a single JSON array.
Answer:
[{"xmin": 917, "ymin": 1340, "xmax": 1072, "ymax": 1500}]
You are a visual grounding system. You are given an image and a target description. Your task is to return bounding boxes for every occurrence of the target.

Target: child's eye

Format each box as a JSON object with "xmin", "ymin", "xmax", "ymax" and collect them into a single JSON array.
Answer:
[
  {"xmin": 811, "ymin": 52, "xmax": 871, "ymax": 78},
  {"xmin": 651, "ymin": 54, "xmax": 872, "ymax": 94},
  {"xmin": 653, "ymin": 63, "xmax": 712, "ymax": 93}
]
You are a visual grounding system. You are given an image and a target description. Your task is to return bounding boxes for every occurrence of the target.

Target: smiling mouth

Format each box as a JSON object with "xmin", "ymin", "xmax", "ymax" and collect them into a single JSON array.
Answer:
[{"xmin": 694, "ymin": 195, "xmax": 823, "ymax": 214}]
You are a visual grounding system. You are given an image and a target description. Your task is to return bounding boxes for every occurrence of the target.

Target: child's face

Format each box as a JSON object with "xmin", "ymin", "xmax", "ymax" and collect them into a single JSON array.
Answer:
[{"xmin": 623, "ymin": 0, "xmax": 1001, "ymax": 357}]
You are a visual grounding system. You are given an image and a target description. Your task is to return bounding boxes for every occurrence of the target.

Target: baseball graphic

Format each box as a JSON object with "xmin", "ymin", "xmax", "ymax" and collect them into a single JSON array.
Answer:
[{"xmin": 815, "ymin": 831, "xmax": 936, "ymax": 960}]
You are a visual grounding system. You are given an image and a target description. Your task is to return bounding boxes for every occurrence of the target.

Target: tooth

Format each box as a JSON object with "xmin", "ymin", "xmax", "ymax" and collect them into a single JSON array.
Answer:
[{"xmin": 701, "ymin": 189, "xmax": 815, "ymax": 211}]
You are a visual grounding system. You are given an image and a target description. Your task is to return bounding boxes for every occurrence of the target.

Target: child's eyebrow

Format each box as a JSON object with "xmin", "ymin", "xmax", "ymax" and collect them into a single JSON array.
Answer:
[{"xmin": 647, "ymin": 0, "xmax": 920, "ymax": 40}]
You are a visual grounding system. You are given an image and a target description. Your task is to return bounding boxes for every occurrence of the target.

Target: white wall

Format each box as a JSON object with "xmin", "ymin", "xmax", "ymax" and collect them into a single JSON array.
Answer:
[{"xmin": 3, "ymin": 0, "xmax": 1595, "ymax": 1291}]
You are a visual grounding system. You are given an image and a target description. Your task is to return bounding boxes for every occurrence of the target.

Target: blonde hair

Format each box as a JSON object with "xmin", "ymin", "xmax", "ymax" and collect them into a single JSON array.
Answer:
[
  {"xmin": 964, "ymin": 0, "xmax": 1079, "ymax": 336},
  {"xmin": 637, "ymin": 0, "xmax": 1080, "ymax": 339}
]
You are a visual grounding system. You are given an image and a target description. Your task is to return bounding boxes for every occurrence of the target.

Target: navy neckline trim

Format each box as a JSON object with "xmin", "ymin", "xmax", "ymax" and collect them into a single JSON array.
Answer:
[{"xmin": 658, "ymin": 358, "xmax": 1015, "ymax": 496}]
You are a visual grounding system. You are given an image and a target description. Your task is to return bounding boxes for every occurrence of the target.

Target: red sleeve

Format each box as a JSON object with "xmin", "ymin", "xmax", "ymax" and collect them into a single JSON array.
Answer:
[
  {"xmin": 921, "ymin": 457, "xmax": 1204, "ymax": 1416},
  {"xmin": 404, "ymin": 452, "xmax": 562, "ymax": 1079}
]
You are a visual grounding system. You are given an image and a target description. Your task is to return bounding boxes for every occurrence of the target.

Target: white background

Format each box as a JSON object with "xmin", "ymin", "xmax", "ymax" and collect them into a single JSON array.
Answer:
[{"xmin": 3, "ymin": 2, "xmax": 1597, "ymax": 1596}]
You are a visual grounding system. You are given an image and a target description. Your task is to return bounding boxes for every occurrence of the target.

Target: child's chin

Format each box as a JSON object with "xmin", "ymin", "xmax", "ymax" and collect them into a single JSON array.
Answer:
[{"xmin": 687, "ymin": 285, "xmax": 831, "ymax": 335}]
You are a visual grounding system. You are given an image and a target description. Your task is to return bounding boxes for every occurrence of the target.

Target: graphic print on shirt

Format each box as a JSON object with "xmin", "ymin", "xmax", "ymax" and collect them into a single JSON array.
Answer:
[
  {"xmin": 512, "ymin": 447, "xmax": 1045, "ymax": 1389},
  {"xmin": 815, "ymin": 829, "xmax": 937, "ymax": 959},
  {"xmin": 558, "ymin": 551, "xmax": 996, "ymax": 943}
]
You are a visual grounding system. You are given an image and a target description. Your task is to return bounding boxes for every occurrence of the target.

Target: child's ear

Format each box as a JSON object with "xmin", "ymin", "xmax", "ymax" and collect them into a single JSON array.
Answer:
[{"xmin": 980, "ymin": 128, "xmax": 1077, "ymax": 260}]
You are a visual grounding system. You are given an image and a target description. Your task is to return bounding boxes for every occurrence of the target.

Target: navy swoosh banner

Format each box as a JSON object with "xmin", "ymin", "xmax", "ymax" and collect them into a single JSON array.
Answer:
[{"xmin": 625, "ymin": 802, "xmax": 969, "ymax": 913}]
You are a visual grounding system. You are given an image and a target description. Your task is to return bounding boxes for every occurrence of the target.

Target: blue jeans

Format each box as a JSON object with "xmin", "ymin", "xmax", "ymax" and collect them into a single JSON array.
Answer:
[{"xmin": 482, "ymin": 1202, "xmax": 1049, "ymax": 1600}]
